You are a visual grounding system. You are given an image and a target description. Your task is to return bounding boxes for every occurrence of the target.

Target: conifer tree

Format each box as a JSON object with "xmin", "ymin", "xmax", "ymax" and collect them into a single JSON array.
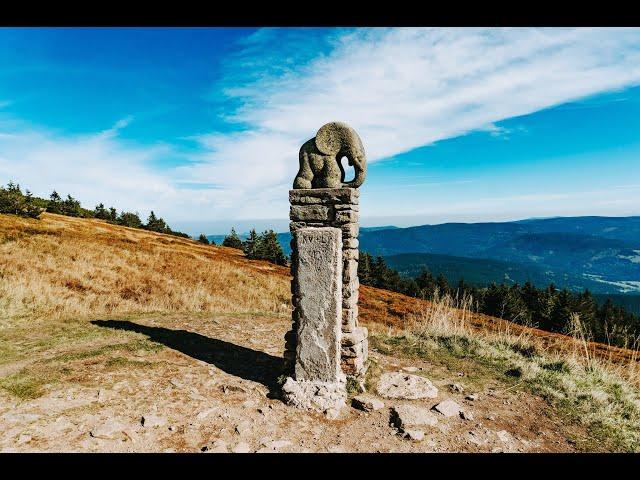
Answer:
[
  {"xmin": 197, "ymin": 233, "xmax": 210, "ymax": 245},
  {"xmin": 222, "ymin": 227, "xmax": 243, "ymax": 249},
  {"xmin": 47, "ymin": 190, "xmax": 63, "ymax": 214}
]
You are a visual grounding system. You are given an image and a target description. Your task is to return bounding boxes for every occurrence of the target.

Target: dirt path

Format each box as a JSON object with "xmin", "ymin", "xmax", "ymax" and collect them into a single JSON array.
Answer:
[{"xmin": 0, "ymin": 313, "xmax": 580, "ymax": 453}]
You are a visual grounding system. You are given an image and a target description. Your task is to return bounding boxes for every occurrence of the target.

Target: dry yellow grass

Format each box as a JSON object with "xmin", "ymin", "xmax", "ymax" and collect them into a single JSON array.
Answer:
[{"xmin": 0, "ymin": 213, "xmax": 291, "ymax": 325}]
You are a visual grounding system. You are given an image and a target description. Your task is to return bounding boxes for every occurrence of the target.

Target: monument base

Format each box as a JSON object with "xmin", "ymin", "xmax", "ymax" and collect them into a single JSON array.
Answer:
[{"xmin": 281, "ymin": 376, "xmax": 347, "ymax": 415}]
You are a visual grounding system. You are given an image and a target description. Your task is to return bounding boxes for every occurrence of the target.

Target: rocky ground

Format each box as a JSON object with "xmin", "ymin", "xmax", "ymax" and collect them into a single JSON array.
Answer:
[{"xmin": 0, "ymin": 313, "xmax": 581, "ymax": 453}]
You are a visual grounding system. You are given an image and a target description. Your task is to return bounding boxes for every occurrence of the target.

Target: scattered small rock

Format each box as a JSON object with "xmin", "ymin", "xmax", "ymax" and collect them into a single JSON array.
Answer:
[
  {"xmin": 209, "ymin": 440, "xmax": 228, "ymax": 453},
  {"xmin": 327, "ymin": 446, "xmax": 344, "ymax": 453},
  {"xmin": 391, "ymin": 405, "xmax": 439, "ymax": 430},
  {"xmin": 231, "ymin": 442, "xmax": 251, "ymax": 453},
  {"xmin": 403, "ymin": 429, "xmax": 425, "ymax": 441},
  {"xmin": 377, "ymin": 372, "xmax": 438, "ymax": 399},
  {"xmin": 496, "ymin": 430, "xmax": 513, "ymax": 443},
  {"xmin": 432, "ymin": 399, "xmax": 462, "ymax": 418},
  {"xmin": 402, "ymin": 366, "xmax": 419, "ymax": 372},
  {"xmin": 141, "ymin": 414, "xmax": 167, "ymax": 428},
  {"xmin": 460, "ymin": 410, "xmax": 474, "ymax": 421},
  {"xmin": 17, "ymin": 434, "xmax": 32, "ymax": 445},
  {"xmin": 222, "ymin": 384, "xmax": 246, "ymax": 394},
  {"xmin": 351, "ymin": 395, "xmax": 385, "ymax": 412},
  {"xmin": 465, "ymin": 394, "xmax": 478, "ymax": 401},
  {"xmin": 325, "ymin": 408, "xmax": 341, "ymax": 420},
  {"xmin": 486, "ymin": 415, "xmax": 496, "ymax": 421},
  {"xmin": 450, "ymin": 383, "xmax": 464, "ymax": 393},
  {"xmin": 196, "ymin": 408, "xmax": 219, "ymax": 421},
  {"xmin": 90, "ymin": 419, "xmax": 127, "ymax": 440},
  {"xmin": 235, "ymin": 421, "xmax": 252, "ymax": 435},
  {"xmin": 260, "ymin": 439, "xmax": 292, "ymax": 451}
]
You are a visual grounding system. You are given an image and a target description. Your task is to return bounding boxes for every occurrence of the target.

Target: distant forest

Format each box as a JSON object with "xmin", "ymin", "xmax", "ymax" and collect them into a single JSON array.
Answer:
[
  {"xmin": 359, "ymin": 251, "xmax": 640, "ymax": 350},
  {"xmin": 0, "ymin": 181, "xmax": 189, "ymax": 238}
]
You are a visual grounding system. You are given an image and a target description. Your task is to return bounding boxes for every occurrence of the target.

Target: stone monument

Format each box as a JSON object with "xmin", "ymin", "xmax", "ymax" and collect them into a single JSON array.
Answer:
[{"xmin": 281, "ymin": 122, "xmax": 369, "ymax": 415}]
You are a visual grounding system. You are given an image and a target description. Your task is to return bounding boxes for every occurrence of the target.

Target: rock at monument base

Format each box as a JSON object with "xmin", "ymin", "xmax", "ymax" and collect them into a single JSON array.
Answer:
[
  {"xmin": 404, "ymin": 429, "xmax": 425, "ymax": 441},
  {"xmin": 377, "ymin": 372, "xmax": 439, "ymax": 399},
  {"xmin": 391, "ymin": 405, "xmax": 439, "ymax": 430},
  {"xmin": 433, "ymin": 399, "xmax": 463, "ymax": 417},
  {"xmin": 281, "ymin": 377, "xmax": 346, "ymax": 415},
  {"xmin": 351, "ymin": 395, "xmax": 385, "ymax": 412}
]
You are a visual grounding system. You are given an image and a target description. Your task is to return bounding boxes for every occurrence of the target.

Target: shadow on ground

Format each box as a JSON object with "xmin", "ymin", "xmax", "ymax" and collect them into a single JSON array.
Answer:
[{"xmin": 91, "ymin": 320, "xmax": 283, "ymax": 395}]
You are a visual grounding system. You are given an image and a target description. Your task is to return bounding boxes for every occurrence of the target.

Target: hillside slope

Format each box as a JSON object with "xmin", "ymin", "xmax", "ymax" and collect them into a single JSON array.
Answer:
[{"xmin": 1, "ymin": 213, "xmax": 639, "ymax": 452}]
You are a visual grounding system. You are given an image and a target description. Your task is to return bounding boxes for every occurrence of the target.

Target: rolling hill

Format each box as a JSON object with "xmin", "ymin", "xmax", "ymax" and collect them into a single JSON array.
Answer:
[{"xmin": 1, "ymin": 212, "xmax": 639, "ymax": 452}]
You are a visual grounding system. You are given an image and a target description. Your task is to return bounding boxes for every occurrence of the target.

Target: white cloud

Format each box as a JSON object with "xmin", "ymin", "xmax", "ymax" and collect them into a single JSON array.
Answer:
[
  {"xmin": 179, "ymin": 27, "xmax": 640, "ymax": 219},
  {"xmin": 2, "ymin": 27, "xmax": 640, "ymax": 230}
]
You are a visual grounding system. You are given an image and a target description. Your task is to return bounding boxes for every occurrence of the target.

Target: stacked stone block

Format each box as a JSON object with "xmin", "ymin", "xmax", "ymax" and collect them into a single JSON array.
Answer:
[{"xmin": 284, "ymin": 187, "xmax": 368, "ymax": 380}]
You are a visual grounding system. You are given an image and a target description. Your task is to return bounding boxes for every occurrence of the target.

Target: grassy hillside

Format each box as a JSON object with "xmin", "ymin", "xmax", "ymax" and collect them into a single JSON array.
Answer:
[{"xmin": 1, "ymin": 213, "xmax": 640, "ymax": 452}]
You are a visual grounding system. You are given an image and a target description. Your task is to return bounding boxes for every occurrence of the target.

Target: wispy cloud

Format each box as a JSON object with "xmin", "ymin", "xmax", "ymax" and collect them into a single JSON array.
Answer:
[
  {"xmin": 178, "ymin": 27, "xmax": 640, "ymax": 218},
  {"xmin": 2, "ymin": 28, "xmax": 640, "ymax": 227}
]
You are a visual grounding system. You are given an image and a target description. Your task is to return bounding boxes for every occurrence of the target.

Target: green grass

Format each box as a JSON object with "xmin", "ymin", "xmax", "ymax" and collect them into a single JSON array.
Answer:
[
  {"xmin": 0, "ymin": 372, "xmax": 48, "ymax": 400},
  {"xmin": 370, "ymin": 328, "xmax": 640, "ymax": 452}
]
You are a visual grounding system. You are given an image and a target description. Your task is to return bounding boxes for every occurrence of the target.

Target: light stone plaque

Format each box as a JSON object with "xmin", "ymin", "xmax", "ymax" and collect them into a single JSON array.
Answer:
[{"xmin": 293, "ymin": 227, "xmax": 342, "ymax": 383}]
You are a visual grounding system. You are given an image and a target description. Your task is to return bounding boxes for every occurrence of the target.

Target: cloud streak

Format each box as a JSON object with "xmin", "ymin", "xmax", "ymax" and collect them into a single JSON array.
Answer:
[
  {"xmin": 2, "ymin": 28, "xmax": 640, "ymax": 229},
  {"xmin": 179, "ymin": 27, "xmax": 640, "ymax": 218}
]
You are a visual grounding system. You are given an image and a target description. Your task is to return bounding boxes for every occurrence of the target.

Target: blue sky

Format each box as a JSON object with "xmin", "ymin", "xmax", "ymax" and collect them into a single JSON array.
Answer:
[{"xmin": 1, "ymin": 27, "xmax": 639, "ymax": 235}]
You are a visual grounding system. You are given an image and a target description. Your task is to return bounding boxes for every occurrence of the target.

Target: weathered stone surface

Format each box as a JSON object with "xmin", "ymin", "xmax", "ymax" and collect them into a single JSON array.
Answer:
[
  {"xmin": 292, "ymin": 123, "xmax": 366, "ymax": 190},
  {"xmin": 231, "ymin": 442, "xmax": 251, "ymax": 453},
  {"xmin": 342, "ymin": 295, "xmax": 357, "ymax": 310},
  {"xmin": 377, "ymin": 372, "xmax": 439, "ymax": 400},
  {"xmin": 404, "ymin": 429, "xmax": 425, "ymax": 441},
  {"xmin": 334, "ymin": 203, "xmax": 359, "ymax": 211},
  {"xmin": 351, "ymin": 395, "xmax": 385, "ymax": 412},
  {"xmin": 289, "ymin": 188, "xmax": 359, "ymax": 205},
  {"xmin": 342, "ymin": 327, "xmax": 367, "ymax": 346},
  {"xmin": 433, "ymin": 399, "xmax": 462, "ymax": 417},
  {"xmin": 344, "ymin": 237, "xmax": 359, "ymax": 249},
  {"xmin": 335, "ymin": 209, "xmax": 358, "ymax": 224},
  {"xmin": 391, "ymin": 405, "xmax": 439, "ymax": 429},
  {"xmin": 290, "ymin": 221, "xmax": 325, "ymax": 231},
  {"xmin": 343, "ymin": 258, "xmax": 358, "ymax": 283},
  {"xmin": 281, "ymin": 377, "xmax": 346, "ymax": 413},
  {"xmin": 140, "ymin": 414, "xmax": 167, "ymax": 428},
  {"xmin": 344, "ymin": 248, "xmax": 359, "ymax": 261},
  {"xmin": 290, "ymin": 205, "xmax": 331, "ymax": 222},
  {"xmin": 293, "ymin": 227, "xmax": 342, "ymax": 382}
]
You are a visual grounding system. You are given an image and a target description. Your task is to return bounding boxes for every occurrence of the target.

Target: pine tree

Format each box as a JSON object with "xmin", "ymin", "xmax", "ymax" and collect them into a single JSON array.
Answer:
[
  {"xmin": 47, "ymin": 190, "xmax": 63, "ymax": 214},
  {"xmin": 197, "ymin": 233, "xmax": 210, "ymax": 245},
  {"xmin": 260, "ymin": 229, "xmax": 287, "ymax": 265},
  {"xmin": 108, "ymin": 207, "xmax": 118, "ymax": 222},
  {"xmin": 435, "ymin": 273, "xmax": 450, "ymax": 297},
  {"xmin": 358, "ymin": 251, "xmax": 373, "ymax": 285},
  {"xmin": 243, "ymin": 228, "xmax": 259, "ymax": 258},
  {"xmin": 61, "ymin": 194, "xmax": 82, "ymax": 217},
  {"xmin": 117, "ymin": 211, "xmax": 143, "ymax": 228},
  {"xmin": 416, "ymin": 268, "xmax": 436, "ymax": 299},
  {"xmin": 94, "ymin": 203, "xmax": 109, "ymax": 220},
  {"xmin": 146, "ymin": 211, "xmax": 168, "ymax": 233},
  {"xmin": 222, "ymin": 227, "xmax": 243, "ymax": 249}
]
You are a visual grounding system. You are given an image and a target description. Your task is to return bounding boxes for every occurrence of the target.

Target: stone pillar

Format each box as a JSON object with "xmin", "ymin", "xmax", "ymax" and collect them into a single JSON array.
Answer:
[{"xmin": 284, "ymin": 187, "xmax": 368, "ymax": 383}]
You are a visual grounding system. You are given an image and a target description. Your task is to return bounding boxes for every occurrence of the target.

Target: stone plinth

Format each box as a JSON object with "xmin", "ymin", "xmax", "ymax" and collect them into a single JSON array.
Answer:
[
  {"xmin": 284, "ymin": 188, "xmax": 368, "ymax": 382},
  {"xmin": 293, "ymin": 227, "xmax": 343, "ymax": 382}
]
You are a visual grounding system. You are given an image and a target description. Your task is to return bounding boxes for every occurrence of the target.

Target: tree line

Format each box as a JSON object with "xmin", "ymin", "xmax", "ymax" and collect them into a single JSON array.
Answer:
[
  {"xmin": 0, "ymin": 181, "xmax": 189, "ymax": 238},
  {"xmin": 358, "ymin": 251, "xmax": 640, "ymax": 349},
  {"xmin": 219, "ymin": 227, "xmax": 287, "ymax": 266}
]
